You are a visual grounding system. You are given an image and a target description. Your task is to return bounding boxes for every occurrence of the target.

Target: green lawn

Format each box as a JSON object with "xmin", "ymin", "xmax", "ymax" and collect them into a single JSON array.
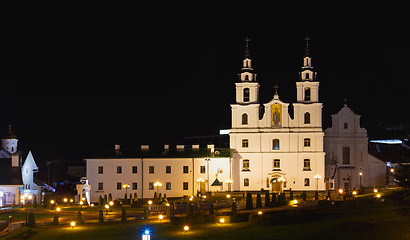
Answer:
[{"xmin": 4, "ymin": 205, "xmax": 409, "ymax": 240}]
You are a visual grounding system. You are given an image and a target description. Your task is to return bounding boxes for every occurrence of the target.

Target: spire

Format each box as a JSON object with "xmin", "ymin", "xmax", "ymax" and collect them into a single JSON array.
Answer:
[
  {"xmin": 3, "ymin": 124, "xmax": 17, "ymax": 139},
  {"xmin": 244, "ymin": 37, "xmax": 251, "ymax": 58},
  {"xmin": 304, "ymin": 36, "xmax": 311, "ymax": 57},
  {"xmin": 274, "ymin": 84, "xmax": 279, "ymax": 100}
]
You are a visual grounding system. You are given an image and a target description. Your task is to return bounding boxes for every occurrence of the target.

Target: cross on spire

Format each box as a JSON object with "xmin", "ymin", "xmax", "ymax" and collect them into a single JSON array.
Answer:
[
  {"xmin": 305, "ymin": 36, "xmax": 311, "ymax": 57},
  {"xmin": 244, "ymin": 37, "xmax": 251, "ymax": 58}
]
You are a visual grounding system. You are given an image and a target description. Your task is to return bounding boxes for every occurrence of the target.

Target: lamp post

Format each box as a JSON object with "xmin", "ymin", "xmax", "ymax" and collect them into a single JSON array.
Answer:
[
  {"xmin": 122, "ymin": 184, "xmax": 130, "ymax": 196},
  {"xmin": 314, "ymin": 174, "xmax": 321, "ymax": 200},
  {"xmin": 359, "ymin": 172, "xmax": 363, "ymax": 193},
  {"xmin": 205, "ymin": 158, "xmax": 211, "ymax": 192},
  {"xmin": 154, "ymin": 182, "xmax": 162, "ymax": 198},
  {"xmin": 105, "ymin": 204, "xmax": 109, "ymax": 215},
  {"xmin": 20, "ymin": 194, "xmax": 32, "ymax": 226},
  {"xmin": 225, "ymin": 179, "xmax": 233, "ymax": 192}
]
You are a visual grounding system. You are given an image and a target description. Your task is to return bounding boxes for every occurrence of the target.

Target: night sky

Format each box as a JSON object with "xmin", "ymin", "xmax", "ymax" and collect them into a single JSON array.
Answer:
[{"xmin": 0, "ymin": 3, "xmax": 409, "ymax": 180}]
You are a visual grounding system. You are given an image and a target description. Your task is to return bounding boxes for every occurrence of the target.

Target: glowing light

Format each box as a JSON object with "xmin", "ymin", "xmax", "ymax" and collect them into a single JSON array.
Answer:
[
  {"xmin": 158, "ymin": 214, "xmax": 163, "ymax": 220},
  {"xmin": 70, "ymin": 221, "xmax": 75, "ymax": 227},
  {"xmin": 293, "ymin": 199, "xmax": 298, "ymax": 205},
  {"xmin": 219, "ymin": 218, "xmax": 225, "ymax": 224},
  {"xmin": 90, "ymin": 203, "xmax": 94, "ymax": 207},
  {"xmin": 359, "ymin": 172, "xmax": 363, "ymax": 176},
  {"xmin": 184, "ymin": 225, "xmax": 189, "ymax": 231},
  {"xmin": 376, "ymin": 194, "xmax": 381, "ymax": 198},
  {"xmin": 154, "ymin": 182, "xmax": 162, "ymax": 187},
  {"xmin": 314, "ymin": 174, "xmax": 322, "ymax": 179},
  {"xmin": 148, "ymin": 200, "xmax": 152, "ymax": 205},
  {"xmin": 144, "ymin": 230, "xmax": 150, "ymax": 235},
  {"xmin": 109, "ymin": 201, "xmax": 114, "ymax": 206},
  {"xmin": 105, "ymin": 204, "xmax": 109, "ymax": 209},
  {"xmin": 373, "ymin": 189, "xmax": 378, "ymax": 193},
  {"xmin": 166, "ymin": 203, "xmax": 170, "ymax": 207},
  {"xmin": 258, "ymin": 211, "xmax": 262, "ymax": 215},
  {"xmin": 226, "ymin": 194, "xmax": 231, "ymax": 199},
  {"xmin": 81, "ymin": 197, "xmax": 86, "ymax": 201},
  {"xmin": 352, "ymin": 191, "xmax": 357, "ymax": 195},
  {"xmin": 79, "ymin": 201, "xmax": 83, "ymax": 205},
  {"xmin": 50, "ymin": 200, "xmax": 55, "ymax": 204},
  {"xmin": 70, "ymin": 199, "xmax": 74, "ymax": 203},
  {"xmin": 63, "ymin": 198, "xmax": 68, "ymax": 203},
  {"xmin": 338, "ymin": 189, "xmax": 343, "ymax": 194},
  {"xmin": 56, "ymin": 207, "xmax": 61, "ymax": 212},
  {"xmin": 390, "ymin": 168, "xmax": 395, "ymax": 173},
  {"xmin": 370, "ymin": 139, "xmax": 402, "ymax": 144},
  {"xmin": 219, "ymin": 129, "xmax": 231, "ymax": 135},
  {"xmin": 197, "ymin": 178, "xmax": 205, "ymax": 182}
]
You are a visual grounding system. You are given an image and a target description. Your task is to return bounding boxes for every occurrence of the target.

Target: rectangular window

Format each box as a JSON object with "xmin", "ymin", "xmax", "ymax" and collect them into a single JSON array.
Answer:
[
  {"xmin": 304, "ymin": 178, "xmax": 310, "ymax": 186},
  {"xmin": 132, "ymin": 166, "xmax": 138, "ymax": 174},
  {"xmin": 183, "ymin": 166, "xmax": 189, "ymax": 174},
  {"xmin": 98, "ymin": 182, "xmax": 103, "ymax": 190},
  {"xmin": 132, "ymin": 182, "xmax": 137, "ymax": 190},
  {"xmin": 304, "ymin": 159, "xmax": 311, "ymax": 170},
  {"xmin": 242, "ymin": 139, "xmax": 249, "ymax": 148},
  {"xmin": 304, "ymin": 138, "xmax": 311, "ymax": 147},
  {"xmin": 149, "ymin": 166, "xmax": 154, "ymax": 174},
  {"xmin": 166, "ymin": 166, "xmax": 171, "ymax": 174},
  {"xmin": 343, "ymin": 147, "xmax": 350, "ymax": 164},
  {"xmin": 117, "ymin": 182, "xmax": 121, "ymax": 190},
  {"xmin": 344, "ymin": 122, "xmax": 348, "ymax": 129},
  {"xmin": 242, "ymin": 159, "xmax": 250, "ymax": 171},
  {"xmin": 117, "ymin": 166, "xmax": 122, "ymax": 174},
  {"xmin": 273, "ymin": 159, "xmax": 280, "ymax": 169},
  {"xmin": 149, "ymin": 182, "xmax": 154, "ymax": 190},
  {"xmin": 98, "ymin": 166, "xmax": 103, "ymax": 174},
  {"xmin": 200, "ymin": 166, "xmax": 206, "ymax": 174},
  {"xmin": 244, "ymin": 178, "xmax": 249, "ymax": 186},
  {"xmin": 272, "ymin": 139, "xmax": 280, "ymax": 150},
  {"xmin": 166, "ymin": 182, "xmax": 171, "ymax": 190},
  {"xmin": 183, "ymin": 182, "xmax": 188, "ymax": 190}
]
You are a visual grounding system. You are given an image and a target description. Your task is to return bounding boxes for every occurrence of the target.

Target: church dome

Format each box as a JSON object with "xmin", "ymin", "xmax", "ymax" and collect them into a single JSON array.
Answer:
[{"xmin": 3, "ymin": 124, "xmax": 17, "ymax": 139}]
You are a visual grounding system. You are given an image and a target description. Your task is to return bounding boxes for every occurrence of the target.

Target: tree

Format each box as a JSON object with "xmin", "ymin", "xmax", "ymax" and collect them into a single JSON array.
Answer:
[
  {"xmin": 104, "ymin": 194, "xmax": 107, "ymax": 204},
  {"xmin": 76, "ymin": 211, "xmax": 83, "ymax": 224},
  {"xmin": 133, "ymin": 193, "xmax": 138, "ymax": 202},
  {"xmin": 99, "ymin": 196, "xmax": 103, "ymax": 206},
  {"xmin": 264, "ymin": 192, "xmax": 270, "ymax": 208},
  {"xmin": 121, "ymin": 208, "xmax": 127, "ymax": 222},
  {"xmin": 230, "ymin": 203, "xmax": 237, "ymax": 223},
  {"xmin": 108, "ymin": 193, "xmax": 112, "ymax": 203},
  {"xmin": 33, "ymin": 195, "xmax": 37, "ymax": 208},
  {"xmin": 208, "ymin": 204, "xmax": 215, "ymax": 223},
  {"xmin": 246, "ymin": 193, "xmax": 253, "ymax": 210},
  {"xmin": 158, "ymin": 193, "xmax": 162, "ymax": 204},
  {"xmin": 53, "ymin": 214, "xmax": 59, "ymax": 225},
  {"xmin": 153, "ymin": 192, "xmax": 157, "ymax": 204},
  {"xmin": 256, "ymin": 193, "xmax": 262, "ymax": 209},
  {"xmin": 99, "ymin": 210, "xmax": 104, "ymax": 223},
  {"xmin": 28, "ymin": 212, "xmax": 35, "ymax": 228},
  {"xmin": 143, "ymin": 206, "xmax": 148, "ymax": 220},
  {"xmin": 271, "ymin": 193, "xmax": 277, "ymax": 207}
]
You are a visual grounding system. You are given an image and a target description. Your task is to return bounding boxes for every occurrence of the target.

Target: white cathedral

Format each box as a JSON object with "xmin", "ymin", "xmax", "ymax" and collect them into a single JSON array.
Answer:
[{"xmin": 83, "ymin": 38, "xmax": 385, "ymax": 202}]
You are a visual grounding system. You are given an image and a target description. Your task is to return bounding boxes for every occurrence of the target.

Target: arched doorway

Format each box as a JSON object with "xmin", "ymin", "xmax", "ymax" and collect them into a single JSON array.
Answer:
[
  {"xmin": 271, "ymin": 178, "xmax": 281, "ymax": 193},
  {"xmin": 268, "ymin": 172, "xmax": 286, "ymax": 193}
]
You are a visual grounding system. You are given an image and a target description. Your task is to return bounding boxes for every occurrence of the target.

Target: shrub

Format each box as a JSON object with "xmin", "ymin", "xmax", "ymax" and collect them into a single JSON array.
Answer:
[
  {"xmin": 230, "ymin": 203, "xmax": 237, "ymax": 223},
  {"xmin": 271, "ymin": 193, "xmax": 277, "ymax": 207},
  {"xmin": 28, "ymin": 212, "xmax": 35, "ymax": 228},
  {"xmin": 246, "ymin": 193, "xmax": 253, "ymax": 210},
  {"xmin": 99, "ymin": 210, "xmax": 104, "ymax": 223},
  {"xmin": 53, "ymin": 214, "xmax": 59, "ymax": 225},
  {"xmin": 264, "ymin": 192, "xmax": 270, "ymax": 207},
  {"xmin": 108, "ymin": 193, "xmax": 112, "ymax": 202},
  {"xmin": 256, "ymin": 194, "xmax": 262, "ymax": 209},
  {"xmin": 104, "ymin": 194, "xmax": 107, "ymax": 204},
  {"xmin": 99, "ymin": 196, "xmax": 103, "ymax": 206},
  {"xmin": 208, "ymin": 204, "xmax": 215, "ymax": 223},
  {"xmin": 76, "ymin": 211, "xmax": 83, "ymax": 224},
  {"xmin": 143, "ymin": 206, "xmax": 148, "ymax": 220},
  {"xmin": 121, "ymin": 208, "xmax": 127, "ymax": 221}
]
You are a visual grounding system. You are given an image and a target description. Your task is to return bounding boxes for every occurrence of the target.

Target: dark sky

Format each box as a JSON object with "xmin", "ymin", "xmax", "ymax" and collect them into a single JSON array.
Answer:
[{"xmin": 0, "ymin": 3, "xmax": 409, "ymax": 179}]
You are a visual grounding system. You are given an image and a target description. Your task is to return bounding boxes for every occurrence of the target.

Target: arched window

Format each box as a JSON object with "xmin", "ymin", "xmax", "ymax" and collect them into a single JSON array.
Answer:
[
  {"xmin": 272, "ymin": 139, "xmax": 280, "ymax": 150},
  {"xmin": 244, "ymin": 178, "xmax": 249, "ymax": 186},
  {"xmin": 244, "ymin": 75, "xmax": 249, "ymax": 80},
  {"xmin": 243, "ymin": 88, "xmax": 250, "ymax": 102},
  {"xmin": 306, "ymin": 72, "xmax": 310, "ymax": 79},
  {"xmin": 304, "ymin": 178, "xmax": 310, "ymax": 186},
  {"xmin": 304, "ymin": 88, "xmax": 311, "ymax": 101},
  {"xmin": 242, "ymin": 113, "xmax": 248, "ymax": 125},
  {"xmin": 343, "ymin": 147, "xmax": 350, "ymax": 164},
  {"xmin": 304, "ymin": 112, "xmax": 310, "ymax": 124}
]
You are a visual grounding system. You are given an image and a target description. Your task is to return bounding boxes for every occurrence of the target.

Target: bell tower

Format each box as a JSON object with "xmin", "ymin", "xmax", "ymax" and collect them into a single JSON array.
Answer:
[
  {"xmin": 235, "ymin": 37, "xmax": 260, "ymax": 104},
  {"xmin": 296, "ymin": 36, "xmax": 319, "ymax": 103},
  {"xmin": 2, "ymin": 124, "xmax": 18, "ymax": 154}
]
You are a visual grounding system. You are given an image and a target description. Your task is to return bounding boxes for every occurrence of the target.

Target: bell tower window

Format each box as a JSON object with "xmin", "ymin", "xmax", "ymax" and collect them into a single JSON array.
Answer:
[
  {"xmin": 242, "ymin": 113, "xmax": 248, "ymax": 125},
  {"xmin": 304, "ymin": 88, "xmax": 311, "ymax": 101},
  {"xmin": 243, "ymin": 88, "xmax": 250, "ymax": 102},
  {"xmin": 304, "ymin": 112, "xmax": 311, "ymax": 124}
]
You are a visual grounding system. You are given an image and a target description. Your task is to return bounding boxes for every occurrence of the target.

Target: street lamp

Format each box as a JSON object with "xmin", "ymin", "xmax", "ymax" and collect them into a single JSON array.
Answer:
[
  {"xmin": 20, "ymin": 194, "xmax": 32, "ymax": 226},
  {"xmin": 205, "ymin": 158, "xmax": 211, "ymax": 192},
  {"xmin": 225, "ymin": 179, "xmax": 233, "ymax": 192},
  {"xmin": 154, "ymin": 182, "xmax": 162, "ymax": 198},
  {"xmin": 63, "ymin": 198, "xmax": 68, "ymax": 207},
  {"xmin": 122, "ymin": 184, "xmax": 130, "ymax": 197},
  {"xmin": 278, "ymin": 177, "xmax": 286, "ymax": 193},
  {"xmin": 105, "ymin": 204, "xmax": 109, "ymax": 215},
  {"xmin": 359, "ymin": 171, "xmax": 363, "ymax": 193},
  {"xmin": 314, "ymin": 174, "xmax": 321, "ymax": 200}
]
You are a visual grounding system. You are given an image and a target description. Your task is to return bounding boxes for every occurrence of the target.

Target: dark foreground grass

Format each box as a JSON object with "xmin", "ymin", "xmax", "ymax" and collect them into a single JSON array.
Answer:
[{"xmin": 4, "ymin": 206, "xmax": 408, "ymax": 240}]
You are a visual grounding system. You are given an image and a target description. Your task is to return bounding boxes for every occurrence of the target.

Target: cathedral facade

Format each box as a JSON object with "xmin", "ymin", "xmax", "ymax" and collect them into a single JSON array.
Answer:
[{"xmin": 229, "ymin": 38, "xmax": 326, "ymax": 192}]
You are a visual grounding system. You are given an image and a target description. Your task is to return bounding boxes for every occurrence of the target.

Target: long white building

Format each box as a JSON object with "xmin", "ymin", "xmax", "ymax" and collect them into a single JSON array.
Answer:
[{"xmin": 85, "ymin": 146, "xmax": 231, "ymax": 203}]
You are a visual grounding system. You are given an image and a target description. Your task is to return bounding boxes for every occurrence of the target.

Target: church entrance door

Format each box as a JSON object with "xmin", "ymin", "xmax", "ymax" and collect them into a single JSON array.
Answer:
[{"xmin": 271, "ymin": 178, "xmax": 282, "ymax": 193}]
